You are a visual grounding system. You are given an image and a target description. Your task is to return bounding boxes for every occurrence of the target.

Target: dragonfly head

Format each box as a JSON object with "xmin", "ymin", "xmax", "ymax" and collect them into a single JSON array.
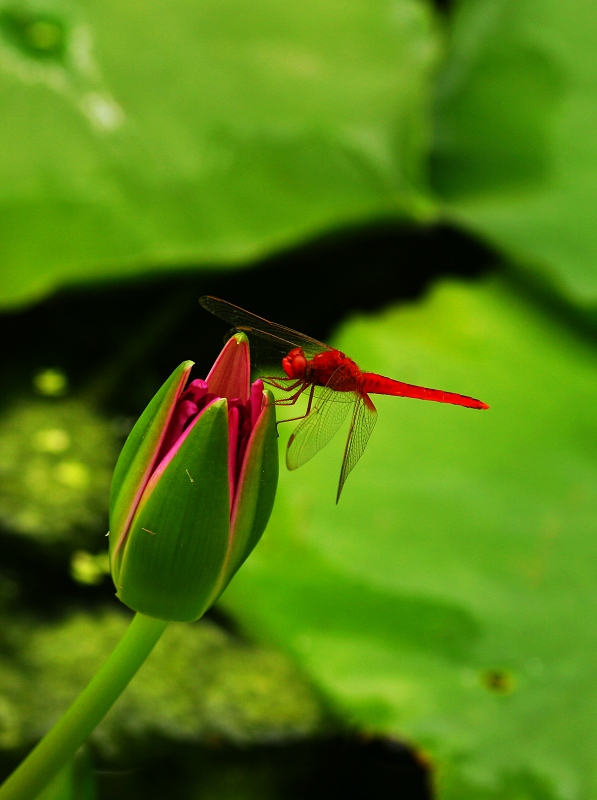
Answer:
[{"xmin": 282, "ymin": 347, "xmax": 308, "ymax": 379}]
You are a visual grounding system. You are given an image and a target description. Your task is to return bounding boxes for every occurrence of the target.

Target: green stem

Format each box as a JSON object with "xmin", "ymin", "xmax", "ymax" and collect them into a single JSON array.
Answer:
[{"xmin": 0, "ymin": 612, "xmax": 168, "ymax": 800}]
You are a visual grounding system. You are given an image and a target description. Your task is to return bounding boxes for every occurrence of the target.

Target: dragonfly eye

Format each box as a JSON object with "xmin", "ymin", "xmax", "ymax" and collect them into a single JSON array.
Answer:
[{"xmin": 282, "ymin": 348, "xmax": 308, "ymax": 379}]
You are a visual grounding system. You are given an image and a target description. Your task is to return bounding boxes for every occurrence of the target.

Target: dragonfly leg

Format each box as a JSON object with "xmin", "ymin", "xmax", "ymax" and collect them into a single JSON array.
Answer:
[
  {"xmin": 272, "ymin": 382, "xmax": 311, "ymax": 407},
  {"xmin": 263, "ymin": 377, "xmax": 304, "ymax": 392},
  {"xmin": 277, "ymin": 384, "xmax": 315, "ymax": 426}
]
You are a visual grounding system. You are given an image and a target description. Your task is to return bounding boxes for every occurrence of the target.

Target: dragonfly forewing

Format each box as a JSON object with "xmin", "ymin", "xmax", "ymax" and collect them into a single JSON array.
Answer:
[{"xmin": 199, "ymin": 296, "xmax": 331, "ymax": 362}]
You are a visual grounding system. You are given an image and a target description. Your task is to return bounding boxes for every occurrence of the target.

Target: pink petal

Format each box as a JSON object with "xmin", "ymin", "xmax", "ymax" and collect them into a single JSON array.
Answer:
[
  {"xmin": 249, "ymin": 379, "xmax": 265, "ymax": 429},
  {"xmin": 230, "ymin": 388, "xmax": 268, "ymax": 529},
  {"xmin": 157, "ymin": 380, "xmax": 209, "ymax": 461},
  {"xmin": 206, "ymin": 334, "xmax": 250, "ymax": 403},
  {"xmin": 182, "ymin": 378, "xmax": 209, "ymax": 404}
]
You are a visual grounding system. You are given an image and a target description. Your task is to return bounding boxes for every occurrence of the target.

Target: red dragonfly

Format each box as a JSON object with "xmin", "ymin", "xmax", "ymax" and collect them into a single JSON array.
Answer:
[{"xmin": 200, "ymin": 296, "xmax": 489, "ymax": 502}]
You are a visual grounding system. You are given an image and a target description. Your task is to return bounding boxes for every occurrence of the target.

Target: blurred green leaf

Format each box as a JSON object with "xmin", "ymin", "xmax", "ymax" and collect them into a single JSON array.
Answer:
[
  {"xmin": 0, "ymin": 398, "xmax": 118, "ymax": 544},
  {"xmin": 0, "ymin": 0, "xmax": 438, "ymax": 307},
  {"xmin": 0, "ymin": 610, "xmax": 324, "ymax": 753},
  {"xmin": 221, "ymin": 279, "xmax": 597, "ymax": 799},
  {"xmin": 432, "ymin": 0, "xmax": 597, "ymax": 306}
]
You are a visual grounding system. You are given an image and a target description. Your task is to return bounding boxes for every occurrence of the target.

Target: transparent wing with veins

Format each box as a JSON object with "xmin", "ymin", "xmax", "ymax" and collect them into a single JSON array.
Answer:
[
  {"xmin": 286, "ymin": 363, "xmax": 358, "ymax": 472},
  {"xmin": 199, "ymin": 296, "xmax": 332, "ymax": 367},
  {"xmin": 336, "ymin": 393, "xmax": 378, "ymax": 503}
]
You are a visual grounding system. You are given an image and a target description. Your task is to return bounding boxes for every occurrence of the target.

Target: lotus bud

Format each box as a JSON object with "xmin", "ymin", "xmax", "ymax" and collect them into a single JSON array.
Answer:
[{"xmin": 108, "ymin": 334, "xmax": 278, "ymax": 622}]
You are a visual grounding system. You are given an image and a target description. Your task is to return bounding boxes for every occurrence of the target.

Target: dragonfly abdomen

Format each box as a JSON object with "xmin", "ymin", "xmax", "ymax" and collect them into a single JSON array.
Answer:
[{"xmin": 361, "ymin": 373, "xmax": 489, "ymax": 409}]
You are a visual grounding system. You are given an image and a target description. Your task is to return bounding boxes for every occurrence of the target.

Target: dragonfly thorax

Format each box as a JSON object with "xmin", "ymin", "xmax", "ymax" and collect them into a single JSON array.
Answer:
[{"xmin": 310, "ymin": 350, "xmax": 344, "ymax": 385}]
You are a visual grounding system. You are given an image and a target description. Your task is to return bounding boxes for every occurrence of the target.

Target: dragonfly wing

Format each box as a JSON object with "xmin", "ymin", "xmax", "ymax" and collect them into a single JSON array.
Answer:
[
  {"xmin": 336, "ymin": 393, "xmax": 378, "ymax": 503},
  {"xmin": 286, "ymin": 366, "xmax": 356, "ymax": 471},
  {"xmin": 199, "ymin": 296, "xmax": 332, "ymax": 360}
]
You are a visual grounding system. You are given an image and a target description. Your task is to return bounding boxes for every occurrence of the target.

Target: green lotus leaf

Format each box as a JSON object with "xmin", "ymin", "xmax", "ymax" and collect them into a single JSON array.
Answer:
[
  {"xmin": 0, "ymin": 0, "xmax": 438, "ymax": 307},
  {"xmin": 433, "ymin": 0, "xmax": 597, "ymax": 307}
]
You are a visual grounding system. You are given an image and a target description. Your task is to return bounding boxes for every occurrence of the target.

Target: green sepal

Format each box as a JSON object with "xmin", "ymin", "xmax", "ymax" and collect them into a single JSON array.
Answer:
[
  {"xmin": 217, "ymin": 389, "xmax": 279, "ymax": 598},
  {"xmin": 115, "ymin": 399, "xmax": 230, "ymax": 622},
  {"xmin": 109, "ymin": 361, "xmax": 193, "ymax": 577}
]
